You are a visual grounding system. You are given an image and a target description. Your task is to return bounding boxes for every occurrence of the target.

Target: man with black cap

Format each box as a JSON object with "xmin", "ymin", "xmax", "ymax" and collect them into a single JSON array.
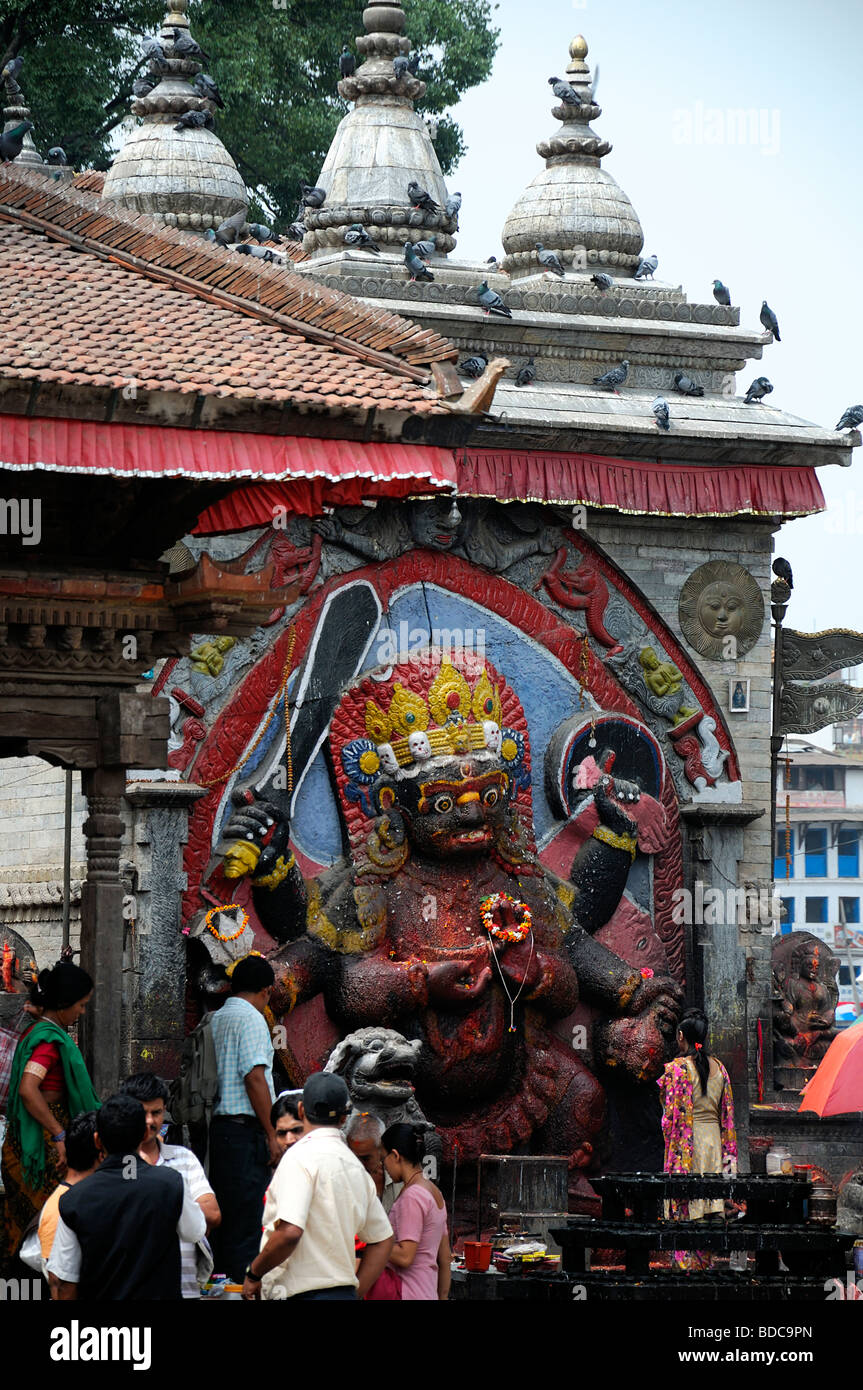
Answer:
[{"xmin": 242, "ymin": 1072, "xmax": 393, "ymax": 1301}]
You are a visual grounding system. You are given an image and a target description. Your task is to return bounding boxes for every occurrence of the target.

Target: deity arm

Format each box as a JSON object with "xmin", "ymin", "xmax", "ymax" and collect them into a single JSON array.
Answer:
[
  {"xmin": 249, "ymin": 858, "xmax": 308, "ymax": 945},
  {"xmin": 334, "ymin": 949, "xmax": 429, "ymax": 1032},
  {"xmin": 564, "ymin": 921, "xmax": 642, "ymax": 1013},
  {"xmin": 524, "ymin": 945, "xmax": 580, "ymax": 1018}
]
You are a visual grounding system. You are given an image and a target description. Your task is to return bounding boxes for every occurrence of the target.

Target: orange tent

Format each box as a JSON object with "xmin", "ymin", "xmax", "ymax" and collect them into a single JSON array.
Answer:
[{"xmin": 798, "ymin": 1018, "xmax": 863, "ymax": 1116}]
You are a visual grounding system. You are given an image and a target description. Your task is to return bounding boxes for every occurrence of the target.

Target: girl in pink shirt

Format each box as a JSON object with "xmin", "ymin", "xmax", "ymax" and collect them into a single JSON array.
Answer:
[{"xmin": 382, "ymin": 1124, "xmax": 450, "ymax": 1301}]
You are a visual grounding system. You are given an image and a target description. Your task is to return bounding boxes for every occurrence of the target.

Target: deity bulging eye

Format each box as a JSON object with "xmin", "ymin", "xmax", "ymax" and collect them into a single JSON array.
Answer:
[
  {"xmin": 433, "ymin": 795, "xmax": 454, "ymax": 814},
  {"xmin": 368, "ymin": 1039, "xmax": 384, "ymax": 1051},
  {"xmin": 483, "ymin": 788, "xmax": 499, "ymax": 807}
]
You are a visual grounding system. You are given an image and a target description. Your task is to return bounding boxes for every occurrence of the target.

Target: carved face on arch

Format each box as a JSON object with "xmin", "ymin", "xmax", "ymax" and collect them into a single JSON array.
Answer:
[{"xmin": 378, "ymin": 755, "xmax": 513, "ymax": 859}]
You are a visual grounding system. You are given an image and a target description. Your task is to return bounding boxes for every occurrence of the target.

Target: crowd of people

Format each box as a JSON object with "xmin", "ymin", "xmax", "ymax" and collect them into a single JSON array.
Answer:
[
  {"xmin": 0, "ymin": 952, "xmax": 739, "ymax": 1299},
  {"xmin": 0, "ymin": 954, "xmax": 452, "ymax": 1301}
]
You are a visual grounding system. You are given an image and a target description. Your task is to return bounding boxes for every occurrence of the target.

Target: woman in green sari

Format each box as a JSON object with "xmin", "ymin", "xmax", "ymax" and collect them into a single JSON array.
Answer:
[{"xmin": 1, "ymin": 960, "xmax": 99, "ymax": 1259}]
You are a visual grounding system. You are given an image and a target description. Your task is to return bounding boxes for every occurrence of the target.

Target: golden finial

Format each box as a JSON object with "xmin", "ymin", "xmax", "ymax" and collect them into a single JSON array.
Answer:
[{"xmin": 570, "ymin": 35, "xmax": 589, "ymax": 62}]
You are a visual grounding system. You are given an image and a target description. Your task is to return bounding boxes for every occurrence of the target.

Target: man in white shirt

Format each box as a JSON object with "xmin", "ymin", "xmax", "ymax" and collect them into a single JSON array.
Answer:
[
  {"xmin": 121, "ymin": 1071, "xmax": 221, "ymax": 1298},
  {"xmin": 47, "ymin": 1093, "xmax": 206, "ymax": 1301},
  {"xmin": 242, "ymin": 1073, "xmax": 393, "ymax": 1301}
]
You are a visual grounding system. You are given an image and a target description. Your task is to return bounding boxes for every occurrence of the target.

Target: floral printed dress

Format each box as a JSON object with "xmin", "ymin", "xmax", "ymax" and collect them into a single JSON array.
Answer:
[{"xmin": 657, "ymin": 1054, "xmax": 738, "ymax": 1272}]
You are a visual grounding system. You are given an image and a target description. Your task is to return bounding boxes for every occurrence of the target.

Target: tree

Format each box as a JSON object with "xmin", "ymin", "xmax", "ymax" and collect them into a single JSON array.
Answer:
[{"xmin": 1, "ymin": 0, "xmax": 500, "ymax": 224}]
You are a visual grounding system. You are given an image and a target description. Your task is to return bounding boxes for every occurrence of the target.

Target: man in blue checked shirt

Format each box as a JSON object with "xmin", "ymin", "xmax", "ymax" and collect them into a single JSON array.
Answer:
[{"xmin": 208, "ymin": 954, "xmax": 280, "ymax": 1282}]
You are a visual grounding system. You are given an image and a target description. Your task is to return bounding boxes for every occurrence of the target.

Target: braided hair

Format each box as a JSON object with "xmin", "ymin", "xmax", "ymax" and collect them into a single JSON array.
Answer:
[{"xmin": 678, "ymin": 1007, "xmax": 710, "ymax": 1095}]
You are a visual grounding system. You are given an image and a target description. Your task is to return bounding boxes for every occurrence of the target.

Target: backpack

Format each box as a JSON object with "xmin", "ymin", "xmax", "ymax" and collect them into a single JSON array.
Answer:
[{"xmin": 170, "ymin": 1012, "xmax": 220, "ymax": 1131}]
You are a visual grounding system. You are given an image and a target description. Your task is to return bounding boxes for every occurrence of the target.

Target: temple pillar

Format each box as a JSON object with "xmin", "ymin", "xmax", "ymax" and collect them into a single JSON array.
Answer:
[
  {"xmin": 123, "ymin": 781, "xmax": 206, "ymax": 1079},
  {"xmin": 79, "ymin": 764, "xmax": 126, "ymax": 1097}
]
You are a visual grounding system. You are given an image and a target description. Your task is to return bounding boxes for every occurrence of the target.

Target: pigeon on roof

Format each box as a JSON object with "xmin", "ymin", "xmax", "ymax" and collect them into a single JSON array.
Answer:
[
  {"xmin": 413, "ymin": 238, "xmax": 436, "ymax": 261},
  {"xmin": 300, "ymin": 184, "xmax": 326, "ymax": 208},
  {"xmin": 345, "ymin": 224, "xmax": 380, "ymax": 254},
  {"xmin": 516, "ymin": 358, "xmax": 537, "ymax": 387},
  {"xmin": 247, "ymin": 223, "xmax": 273, "ymax": 243},
  {"xmin": 744, "ymin": 376, "xmax": 773, "ymax": 404},
  {"xmin": 172, "ymin": 28, "xmax": 209, "ymax": 63},
  {"xmin": 174, "ymin": 110, "xmax": 215, "ymax": 132},
  {"xmin": 214, "ymin": 207, "xmax": 247, "ymax": 246},
  {"xmin": 477, "ymin": 283, "xmax": 512, "ymax": 318},
  {"xmin": 634, "ymin": 254, "xmax": 658, "ymax": 280},
  {"xmin": 393, "ymin": 56, "xmax": 410, "ymax": 79},
  {"xmin": 594, "ymin": 360, "xmax": 629, "ymax": 392},
  {"xmin": 339, "ymin": 46, "xmax": 356, "ymax": 78},
  {"xmin": 673, "ymin": 371, "xmax": 704, "ymax": 397},
  {"xmin": 193, "ymin": 73, "xmax": 224, "ymax": 108},
  {"xmin": 460, "ymin": 354, "xmax": 488, "ymax": 379},
  {"xmin": 445, "ymin": 192, "xmax": 461, "ymax": 223},
  {"xmin": 408, "ymin": 181, "xmax": 440, "ymax": 213},
  {"xmin": 548, "ymin": 76, "xmax": 581, "ymax": 105},
  {"xmin": 712, "ymin": 280, "xmax": 731, "ymax": 306},
  {"xmin": 836, "ymin": 405, "xmax": 863, "ymax": 431},
  {"xmin": 536, "ymin": 243, "xmax": 564, "ymax": 277},
  {"xmin": 652, "ymin": 397, "xmax": 671, "ymax": 431},
  {"xmin": 404, "ymin": 242, "xmax": 434, "ymax": 282},
  {"xmin": 592, "ymin": 273, "xmax": 613, "ymax": 291},
  {"xmin": 760, "ymin": 300, "xmax": 781, "ymax": 342},
  {"xmin": 0, "ymin": 121, "xmax": 34, "ymax": 161}
]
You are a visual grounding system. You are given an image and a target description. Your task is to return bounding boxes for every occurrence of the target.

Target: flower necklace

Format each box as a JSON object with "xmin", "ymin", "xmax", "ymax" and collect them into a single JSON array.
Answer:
[
  {"xmin": 479, "ymin": 893, "xmax": 534, "ymax": 1033},
  {"xmin": 204, "ymin": 903, "xmax": 249, "ymax": 942}
]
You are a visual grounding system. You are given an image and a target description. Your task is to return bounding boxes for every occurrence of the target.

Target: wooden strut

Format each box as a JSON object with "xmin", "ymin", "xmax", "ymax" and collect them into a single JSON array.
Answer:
[{"xmin": 0, "ymin": 200, "xmax": 442, "ymax": 385}]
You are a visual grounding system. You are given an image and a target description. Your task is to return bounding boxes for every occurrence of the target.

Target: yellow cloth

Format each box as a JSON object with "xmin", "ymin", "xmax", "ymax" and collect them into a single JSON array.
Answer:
[{"xmin": 685, "ymin": 1057, "xmax": 726, "ymax": 1220}]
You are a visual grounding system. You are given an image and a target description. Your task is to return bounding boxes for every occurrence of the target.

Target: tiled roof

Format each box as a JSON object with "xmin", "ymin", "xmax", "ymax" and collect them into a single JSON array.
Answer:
[{"xmin": 0, "ymin": 167, "xmax": 456, "ymax": 413}]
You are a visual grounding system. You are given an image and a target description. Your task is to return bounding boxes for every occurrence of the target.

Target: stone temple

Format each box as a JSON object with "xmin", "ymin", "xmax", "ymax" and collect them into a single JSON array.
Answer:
[{"xmin": 0, "ymin": 0, "xmax": 860, "ymax": 1228}]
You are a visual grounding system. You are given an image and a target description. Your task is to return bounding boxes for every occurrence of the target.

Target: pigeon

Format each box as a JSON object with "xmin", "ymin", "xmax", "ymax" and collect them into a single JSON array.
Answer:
[
  {"xmin": 247, "ymin": 222, "xmax": 273, "ymax": 243},
  {"xmin": 445, "ymin": 192, "xmax": 462, "ymax": 223},
  {"xmin": 486, "ymin": 256, "xmax": 499, "ymax": 270},
  {"xmin": 760, "ymin": 300, "xmax": 781, "ymax": 341},
  {"xmin": 413, "ymin": 238, "xmax": 436, "ymax": 261},
  {"xmin": 174, "ymin": 109, "xmax": 214, "ymax": 131},
  {"xmin": 1, "ymin": 56, "xmax": 24, "ymax": 85},
  {"xmin": 712, "ymin": 279, "xmax": 731, "ymax": 306},
  {"xmin": 142, "ymin": 37, "xmax": 166, "ymax": 64},
  {"xmin": 672, "ymin": 371, "xmax": 704, "ymax": 397},
  {"xmin": 0, "ymin": 121, "xmax": 33, "ymax": 161},
  {"xmin": 286, "ymin": 220, "xmax": 306, "ymax": 242},
  {"xmin": 404, "ymin": 242, "xmax": 434, "ymax": 282},
  {"xmin": 407, "ymin": 53, "xmax": 421, "ymax": 76},
  {"xmin": 460, "ymin": 354, "xmax": 488, "ymax": 379},
  {"xmin": 548, "ymin": 76, "xmax": 581, "ymax": 106},
  {"xmin": 193, "ymin": 73, "xmax": 224, "ymax": 107},
  {"xmin": 339, "ymin": 46, "xmax": 356, "ymax": 78},
  {"xmin": 235, "ymin": 243, "xmax": 275, "ymax": 261},
  {"xmin": 214, "ymin": 207, "xmax": 247, "ymax": 246},
  {"xmin": 46, "ymin": 147, "xmax": 67, "ymax": 166},
  {"xmin": 652, "ymin": 396, "xmax": 671, "ymax": 431},
  {"xmin": 393, "ymin": 56, "xmax": 410, "ymax": 80},
  {"xmin": 172, "ymin": 28, "xmax": 209, "ymax": 63},
  {"xmin": 772, "ymin": 558, "xmax": 794, "ymax": 587},
  {"xmin": 408, "ymin": 181, "xmax": 439, "ymax": 213},
  {"xmin": 477, "ymin": 282, "xmax": 512, "ymax": 318},
  {"xmin": 634, "ymin": 254, "xmax": 658, "ymax": 280},
  {"xmin": 133, "ymin": 76, "xmax": 159, "ymax": 97},
  {"xmin": 744, "ymin": 376, "xmax": 773, "ymax": 404},
  {"xmin": 516, "ymin": 358, "xmax": 537, "ymax": 387},
  {"xmin": 299, "ymin": 184, "xmax": 326, "ymax": 208},
  {"xmin": 592, "ymin": 273, "xmax": 614, "ymax": 291},
  {"xmin": 345, "ymin": 224, "xmax": 380, "ymax": 253},
  {"xmin": 536, "ymin": 242, "xmax": 564, "ymax": 278},
  {"xmin": 836, "ymin": 405, "xmax": 863, "ymax": 431},
  {"xmin": 594, "ymin": 360, "xmax": 629, "ymax": 392}
]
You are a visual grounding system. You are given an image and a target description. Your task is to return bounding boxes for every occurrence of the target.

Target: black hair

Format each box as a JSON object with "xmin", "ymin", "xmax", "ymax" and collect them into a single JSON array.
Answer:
[
  {"xmin": 230, "ymin": 954, "xmax": 275, "ymax": 995},
  {"xmin": 66, "ymin": 1110, "xmax": 99, "ymax": 1173},
  {"xmin": 381, "ymin": 1122, "xmax": 424, "ymax": 1165},
  {"xmin": 271, "ymin": 1095, "xmax": 301, "ymax": 1127},
  {"xmin": 678, "ymin": 1008, "xmax": 710, "ymax": 1095},
  {"xmin": 30, "ymin": 960, "xmax": 93, "ymax": 1011},
  {"xmin": 120, "ymin": 1072, "xmax": 169, "ymax": 1105},
  {"xmin": 95, "ymin": 1093, "xmax": 147, "ymax": 1155}
]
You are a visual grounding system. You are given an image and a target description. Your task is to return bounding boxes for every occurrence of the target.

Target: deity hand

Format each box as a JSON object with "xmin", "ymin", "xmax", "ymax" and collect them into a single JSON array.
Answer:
[
  {"xmin": 594, "ymin": 775, "xmax": 638, "ymax": 836},
  {"xmin": 426, "ymin": 957, "xmax": 492, "ymax": 1009},
  {"xmin": 494, "ymin": 937, "xmax": 541, "ymax": 991},
  {"xmin": 627, "ymin": 974, "xmax": 683, "ymax": 1038},
  {"xmin": 221, "ymin": 794, "xmax": 286, "ymax": 880}
]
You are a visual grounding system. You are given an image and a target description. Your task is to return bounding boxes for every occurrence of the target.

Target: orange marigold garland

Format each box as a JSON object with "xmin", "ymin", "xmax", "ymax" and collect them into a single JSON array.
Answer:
[
  {"xmin": 204, "ymin": 904, "xmax": 249, "ymax": 942},
  {"xmin": 479, "ymin": 892, "xmax": 532, "ymax": 943}
]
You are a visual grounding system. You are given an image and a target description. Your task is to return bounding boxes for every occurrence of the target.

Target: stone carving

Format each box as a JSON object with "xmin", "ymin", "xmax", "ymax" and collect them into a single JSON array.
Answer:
[
  {"xmin": 219, "ymin": 648, "xmax": 682, "ymax": 1192},
  {"xmin": 695, "ymin": 715, "xmax": 730, "ymax": 781},
  {"xmin": 323, "ymin": 1026, "xmax": 441, "ymax": 1166},
  {"xmin": 0, "ymin": 925, "xmax": 38, "ymax": 1029},
  {"xmin": 773, "ymin": 931, "xmax": 839, "ymax": 1066},
  {"xmin": 609, "ymin": 644, "xmax": 700, "ymax": 727},
  {"xmin": 678, "ymin": 560, "xmax": 765, "ymax": 660},
  {"xmin": 782, "ymin": 628, "xmax": 863, "ymax": 682},
  {"xmin": 779, "ymin": 679, "xmax": 863, "ymax": 736},
  {"xmin": 537, "ymin": 548, "xmax": 623, "ymax": 653}
]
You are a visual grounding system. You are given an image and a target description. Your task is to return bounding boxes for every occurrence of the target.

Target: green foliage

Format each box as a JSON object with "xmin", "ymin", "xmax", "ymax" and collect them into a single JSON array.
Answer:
[{"xmin": 2, "ymin": 0, "xmax": 499, "ymax": 225}]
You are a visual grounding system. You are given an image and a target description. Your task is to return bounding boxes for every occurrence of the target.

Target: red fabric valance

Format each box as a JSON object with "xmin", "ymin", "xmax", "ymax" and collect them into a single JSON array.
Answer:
[
  {"xmin": 458, "ymin": 448, "xmax": 825, "ymax": 519},
  {"xmin": 0, "ymin": 415, "xmax": 458, "ymax": 512}
]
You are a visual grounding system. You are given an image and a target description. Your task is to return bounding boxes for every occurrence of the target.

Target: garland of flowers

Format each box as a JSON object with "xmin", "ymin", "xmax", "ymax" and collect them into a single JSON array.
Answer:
[
  {"xmin": 479, "ymin": 892, "xmax": 532, "ymax": 943},
  {"xmin": 204, "ymin": 904, "xmax": 249, "ymax": 942}
]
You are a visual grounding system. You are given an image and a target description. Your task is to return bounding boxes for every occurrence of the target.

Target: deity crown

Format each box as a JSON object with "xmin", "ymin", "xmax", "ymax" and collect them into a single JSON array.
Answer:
[{"xmin": 363, "ymin": 661, "xmax": 503, "ymax": 770}]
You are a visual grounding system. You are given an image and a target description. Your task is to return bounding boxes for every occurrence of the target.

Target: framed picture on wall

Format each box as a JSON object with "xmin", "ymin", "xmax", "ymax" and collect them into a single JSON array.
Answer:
[{"xmin": 729, "ymin": 678, "xmax": 750, "ymax": 713}]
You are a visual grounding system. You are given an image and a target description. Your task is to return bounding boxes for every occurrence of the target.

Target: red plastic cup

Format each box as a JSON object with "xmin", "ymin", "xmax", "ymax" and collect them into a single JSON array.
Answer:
[{"xmin": 463, "ymin": 1241, "xmax": 493, "ymax": 1272}]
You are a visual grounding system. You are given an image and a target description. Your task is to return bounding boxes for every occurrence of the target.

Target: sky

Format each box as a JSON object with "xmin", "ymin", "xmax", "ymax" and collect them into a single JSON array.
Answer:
[{"xmin": 446, "ymin": 0, "xmax": 863, "ymax": 636}]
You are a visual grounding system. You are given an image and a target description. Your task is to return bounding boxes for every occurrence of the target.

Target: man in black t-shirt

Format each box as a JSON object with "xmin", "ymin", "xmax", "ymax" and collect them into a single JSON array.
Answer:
[{"xmin": 48, "ymin": 1093, "xmax": 206, "ymax": 1300}]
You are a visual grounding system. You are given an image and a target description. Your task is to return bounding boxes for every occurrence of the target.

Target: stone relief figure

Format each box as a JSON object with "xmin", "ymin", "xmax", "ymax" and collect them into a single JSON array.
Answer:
[
  {"xmin": 772, "ymin": 931, "xmax": 840, "ymax": 1065},
  {"xmin": 638, "ymin": 648, "xmax": 699, "ymax": 725},
  {"xmin": 218, "ymin": 648, "xmax": 683, "ymax": 1202},
  {"xmin": 678, "ymin": 560, "xmax": 765, "ymax": 660},
  {"xmin": 322, "ymin": 1026, "xmax": 443, "ymax": 1172}
]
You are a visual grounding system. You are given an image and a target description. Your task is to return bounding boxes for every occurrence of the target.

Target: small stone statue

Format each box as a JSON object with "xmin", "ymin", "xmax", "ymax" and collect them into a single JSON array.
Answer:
[{"xmin": 772, "ymin": 931, "xmax": 839, "ymax": 1065}]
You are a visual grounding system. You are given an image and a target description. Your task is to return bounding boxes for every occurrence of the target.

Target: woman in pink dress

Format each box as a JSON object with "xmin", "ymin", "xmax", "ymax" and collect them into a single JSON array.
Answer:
[{"xmin": 382, "ymin": 1123, "xmax": 451, "ymax": 1301}]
